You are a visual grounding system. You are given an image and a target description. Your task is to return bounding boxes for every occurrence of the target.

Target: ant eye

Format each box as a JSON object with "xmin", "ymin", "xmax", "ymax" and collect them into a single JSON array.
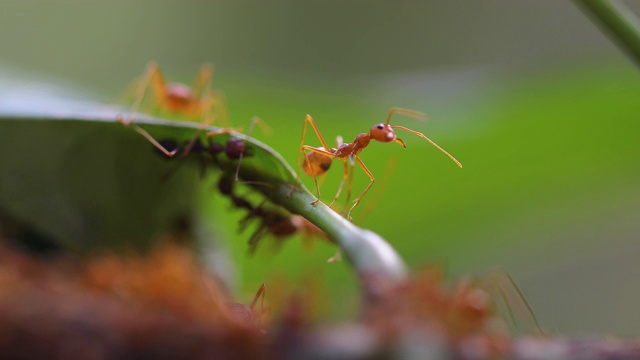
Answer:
[{"xmin": 376, "ymin": 124, "xmax": 384, "ymax": 130}]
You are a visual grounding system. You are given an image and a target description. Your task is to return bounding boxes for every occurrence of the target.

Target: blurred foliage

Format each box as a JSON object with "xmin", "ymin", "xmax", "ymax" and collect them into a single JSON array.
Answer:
[{"xmin": 1, "ymin": 0, "xmax": 639, "ymax": 338}]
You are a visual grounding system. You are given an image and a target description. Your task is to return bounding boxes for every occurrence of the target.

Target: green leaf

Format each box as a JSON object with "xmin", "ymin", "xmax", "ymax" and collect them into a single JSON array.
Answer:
[{"xmin": 0, "ymin": 105, "xmax": 407, "ymax": 288}]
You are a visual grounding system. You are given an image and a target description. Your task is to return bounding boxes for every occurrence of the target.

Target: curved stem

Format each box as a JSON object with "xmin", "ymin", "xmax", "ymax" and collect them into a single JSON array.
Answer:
[
  {"xmin": 575, "ymin": 0, "xmax": 640, "ymax": 66},
  {"xmin": 259, "ymin": 179, "xmax": 409, "ymax": 284}
]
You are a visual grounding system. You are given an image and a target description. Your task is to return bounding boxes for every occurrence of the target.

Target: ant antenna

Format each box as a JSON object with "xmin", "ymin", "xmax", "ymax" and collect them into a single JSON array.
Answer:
[
  {"xmin": 392, "ymin": 125, "xmax": 462, "ymax": 168},
  {"xmin": 386, "ymin": 107, "xmax": 462, "ymax": 168},
  {"xmin": 386, "ymin": 107, "xmax": 426, "ymax": 125}
]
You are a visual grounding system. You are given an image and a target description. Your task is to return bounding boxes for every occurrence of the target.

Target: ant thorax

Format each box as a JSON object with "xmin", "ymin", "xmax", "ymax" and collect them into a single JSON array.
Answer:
[
  {"xmin": 348, "ymin": 134, "xmax": 371, "ymax": 156},
  {"xmin": 335, "ymin": 143, "xmax": 353, "ymax": 157}
]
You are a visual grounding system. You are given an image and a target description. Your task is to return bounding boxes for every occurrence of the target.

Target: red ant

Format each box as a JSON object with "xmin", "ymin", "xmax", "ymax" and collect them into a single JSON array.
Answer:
[
  {"xmin": 119, "ymin": 61, "xmax": 228, "ymax": 126},
  {"xmin": 298, "ymin": 107, "xmax": 462, "ymax": 220},
  {"xmin": 117, "ymin": 62, "xmax": 233, "ymax": 158}
]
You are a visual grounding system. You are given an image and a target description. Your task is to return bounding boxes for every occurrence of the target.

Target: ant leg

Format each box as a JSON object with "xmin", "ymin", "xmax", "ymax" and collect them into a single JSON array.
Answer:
[
  {"xmin": 301, "ymin": 146, "xmax": 338, "ymax": 206},
  {"xmin": 355, "ymin": 157, "xmax": 397, "ymax": 222},
  {"xmin": 391, "ymin": 125, "xmax": 462, "ymax": 168},
  {"xmin": 250, "ymin": 284, "xmax": 266, "ymax": 312},
  {"xmin": 328, "ymin": 136, "xmax": 345, "ymax": 208},
  {"xmin": 232, "ymin": 117, "xmax": 263, "ymax": 182},
  {"xmin": 311, "ymin": 175, "xmax": 321, "ymax": 206},
  {"xmin": 385, "ymin": 107, "xmax": 426, "ymax": 125},
  {"xmin": 118, "ymin": 61, "xmax": 167, "ymax": 126},
  {"xmin": 205, "ymin": 113, "xmax": 260, "ymax": 139},
  {"xmin": 309, "ymin": 173, "xmax": 330, "ymax": 206},
  {"xmin": 207, "ymin": 118, "xmax": 273, "ymax": 188},
  {"xmin": 249, "ymin": 283, "xmax": 268, "ymax": 326},
  {"xmin": 327, "ymin": 248, "xmax": 342, "ymax": 263},
  {"xmin": 343, "ymin": 157, "xmax": 356, "ymax": 216},
  {"xmin": 190, "ymin": 64, "xmax": 231, "ymax": 127},
  {"xmin": 300, "ymin": 147, "xmax": 338, "ymax": 166},
  {"xmin": 116, "ymin": 63, "xmax": 176, "ymax": 155},
  {"xmin": 183, "ymin": 116, "xmax": 215, "ymax": 157},
  {"xmin": 347, "ymin": 156, "xmax": 375, "ymax": 222},
  {"xmin": 131, "ymin": 125, "xmax": 178, "ymax": 157},
  {"xmin": 329, "ymin": 160, "xmax": 349, "ymax": 208},
  {"xmin": 479, "ymin": 270, "xmax": 543, "ymax": 335},
  {"xmin": 297, "ymin": 115, "xmax": 332, "ymax": 181},
  {"xmin": 234, "ymin": 116, "xmax": 264, "ymax": 182},
  {"xmin": 200, "ymin": 89, "xmax": 231, "ymax": 128},
  {"xmin": 248, "ymin": 225, "xmax": 269, "ymax": 255},
  {"xmin": 190, "ymin": 63, "xmax": 213, "ymax": 99}
]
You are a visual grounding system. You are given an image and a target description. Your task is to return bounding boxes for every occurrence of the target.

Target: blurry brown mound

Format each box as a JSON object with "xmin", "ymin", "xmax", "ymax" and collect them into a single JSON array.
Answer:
[
  {"xmin": 0, "ymin": 237, "xmax": 531, "ymax": 359},
  {"xmin": 0, "ymin": 240, "xmax": 266, "ymax": 360},
  {"xmin": 364, "ymin": 267, "xmax": 512, "ymax": 359}
]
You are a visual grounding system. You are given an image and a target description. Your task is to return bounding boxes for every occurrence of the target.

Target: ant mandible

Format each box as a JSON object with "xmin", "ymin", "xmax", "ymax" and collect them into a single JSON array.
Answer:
[{"xmin": 297, "ymin": 107, "xmax": 462, "ymax": 221}]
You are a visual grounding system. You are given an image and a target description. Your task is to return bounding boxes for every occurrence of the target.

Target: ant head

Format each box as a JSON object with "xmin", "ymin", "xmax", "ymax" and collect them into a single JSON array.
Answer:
[
  {"xmin": 370, "ymin": 123, "xmax": 395, "ymax": 142},
  {"xmin": 370, "ymin": 124, "xmax": 406, "ymax": 147}
]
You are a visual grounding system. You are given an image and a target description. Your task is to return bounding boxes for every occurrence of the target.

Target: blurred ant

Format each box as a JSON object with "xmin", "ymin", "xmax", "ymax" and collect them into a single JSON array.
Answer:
[
  {"xmin": 218, "ymin": 173, "xmax": 256, "ymax": 213},
  {"xmin": 218, "ymin": 174, "xmax": 328, "ymax": 255},
  {"xmin": 298, "ymin": 107, "xmax": 462, "ymax": 220},
  {"xmin": 116, "ymin": 62, "xmax": 232, "ymax": 157},
  {"xmin": 477, "ymin": 270, "xmax": 543, "ymax": 336},
  {"xmin": 147, "ymin": 130, "xmax": 252, "ymax": 184},
  {"xmin": 242, "ymin": 204, "xmax": 326, "ymax": 255},
  {"xmin": 229, "ymin": 283, "xmax": 269, "ymax": 327},
  {"xmin": 157, "ymin": 131, "xmax": 251, "ymax": 163},
  {"xmin": 135, "ymin": 116, "xmax": 264, "ymax": 187},
  {"xmin": 247, "ymin": 210, "xmax": 330, "ymax": 257},
  {"xmin": 119, "ymin": 61, "xmax": 228, "ymax": 126}
]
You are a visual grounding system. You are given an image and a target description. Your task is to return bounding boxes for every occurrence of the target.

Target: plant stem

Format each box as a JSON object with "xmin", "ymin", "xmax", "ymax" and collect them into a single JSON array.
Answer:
[
  {"xmin": 263, "ymin": 181, "xmax": 409, "ymax": 287},
  {"xmin": 575, "ymin": 0, "xmax": 640, "ymax": 66}
]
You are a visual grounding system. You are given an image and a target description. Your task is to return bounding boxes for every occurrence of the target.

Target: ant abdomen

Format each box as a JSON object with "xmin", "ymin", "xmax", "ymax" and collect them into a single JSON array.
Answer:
[{"xmin": 303, "ymin": 150, "xmax": 332, "ymax": 176}]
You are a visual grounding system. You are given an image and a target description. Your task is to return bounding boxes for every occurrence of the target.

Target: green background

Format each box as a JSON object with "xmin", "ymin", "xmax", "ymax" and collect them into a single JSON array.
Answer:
[{"xmin": 1, "ymin": 1, "xmax": 639, "ymax": 336}]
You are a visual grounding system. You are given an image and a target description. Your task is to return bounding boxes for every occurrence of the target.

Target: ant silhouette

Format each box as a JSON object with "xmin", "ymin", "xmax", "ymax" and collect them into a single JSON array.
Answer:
[
  {"xmin": 117, "ymin": 62, "xmax": 231, "ymax": 157},
  {"xmin": 297, "ymin": 107, "xmax": 462, "ymax": 220}
]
